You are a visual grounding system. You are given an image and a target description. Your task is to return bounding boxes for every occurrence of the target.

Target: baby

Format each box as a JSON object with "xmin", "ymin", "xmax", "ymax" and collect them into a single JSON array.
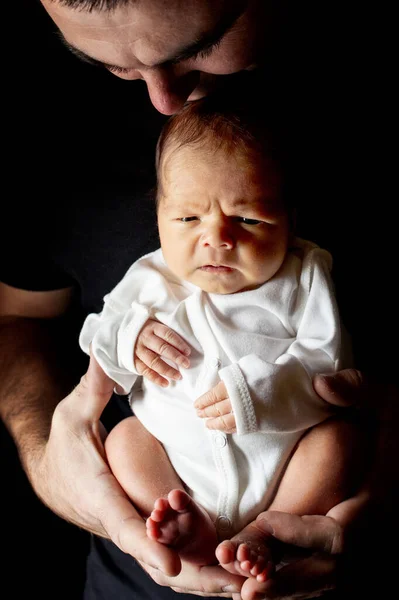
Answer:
[{"xmin": 80, "ymin": 90, "xmax": 362, "ymax": 583}]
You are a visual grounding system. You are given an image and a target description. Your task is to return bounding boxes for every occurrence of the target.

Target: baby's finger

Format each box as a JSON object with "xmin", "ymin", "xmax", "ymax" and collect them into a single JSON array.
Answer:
[
  {"xmin": 151, "ymin": 323, "xmax": 191, "ymax": 364},
  {"xmin": 205, "ymin": 412, "xmax": 236, "ymax": 433},
  {"xmin": 136, "ymin": 346, "xmax": 182, "ymax": 381},
  {"xmin": 135, "ymin": 358, "xmax": 170, "ymax": 388},
  {"xmin": 194, "ymin": 381, "xmax": 227, "ymax": 409},
  {"xmin": 146, "ymin": 335, "xmax": 190, "ymax": 369},
  {"xmin": 196, "ymin": 398, "xmax": 232, "ymax": 418}
]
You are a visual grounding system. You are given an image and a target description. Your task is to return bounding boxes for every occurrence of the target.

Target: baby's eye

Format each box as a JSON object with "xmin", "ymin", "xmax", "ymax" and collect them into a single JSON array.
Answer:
[
  {"xmin": 234, "ymin": 217, "xmax": 263, "ymax": 225},
  {"xmin": 179, "ymin": 216, "xmax": 198, "ymax": 222}
]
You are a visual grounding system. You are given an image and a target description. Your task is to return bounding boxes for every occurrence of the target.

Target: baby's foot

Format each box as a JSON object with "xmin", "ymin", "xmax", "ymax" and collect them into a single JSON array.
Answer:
[
  {"xmin": 146, "ymin": 489, "xmax": 218, "ymax": 565},
  {"xmin": 216, "ymin": 521, "xmax": 275, "ymax": 582}
]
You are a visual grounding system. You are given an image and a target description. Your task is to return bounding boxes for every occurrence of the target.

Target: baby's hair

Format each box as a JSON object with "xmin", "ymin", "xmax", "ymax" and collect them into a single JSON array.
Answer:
[{"xmin": 155, "ymin": 79, "xmax": 287, "ymax": 207}]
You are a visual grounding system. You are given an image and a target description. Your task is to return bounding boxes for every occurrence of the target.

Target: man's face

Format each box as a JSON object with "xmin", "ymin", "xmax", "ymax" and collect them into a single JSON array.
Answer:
[
  {"xmin": 157, "ymin": 146, "xmax": 289, "ymax": 294},
  {"xmin": 40, "ymin": 0, "xmax": 267, "ymax": 114}
]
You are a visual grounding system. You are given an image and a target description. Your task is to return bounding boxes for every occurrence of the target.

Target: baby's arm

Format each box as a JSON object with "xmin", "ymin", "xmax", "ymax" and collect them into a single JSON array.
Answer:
[
  {"xmin": 196, "ymin": 247, "xmax": 343, "ymax": 436},
  {"xmin": 79, "ymin": 251, "xmax": 191, "ymax": 393}
]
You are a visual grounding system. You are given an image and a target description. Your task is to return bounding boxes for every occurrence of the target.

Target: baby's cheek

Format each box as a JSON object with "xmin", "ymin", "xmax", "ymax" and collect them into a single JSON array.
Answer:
[{"xmin": 174, "ymin": 259, "xmax": 194, "ymax": 282}]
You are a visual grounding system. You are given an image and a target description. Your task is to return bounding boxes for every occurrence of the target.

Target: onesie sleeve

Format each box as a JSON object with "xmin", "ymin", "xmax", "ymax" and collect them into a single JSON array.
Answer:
[
  {"xmin": 79, "ymin": 256, "xmax": 157, "ymax": 394},
  {"xmin": 219, "ymin": 248, "xmax": 342, "ymax": 435},
  {"xmin": 80, "ymin": 300, "xmax": 150, "ymax": 394}
]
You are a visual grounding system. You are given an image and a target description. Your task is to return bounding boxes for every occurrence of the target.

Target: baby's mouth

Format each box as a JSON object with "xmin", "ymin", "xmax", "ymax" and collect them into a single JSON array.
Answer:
[{"xmin": 200, "ymin": 265, "xmax": 234, "ymax": 272}]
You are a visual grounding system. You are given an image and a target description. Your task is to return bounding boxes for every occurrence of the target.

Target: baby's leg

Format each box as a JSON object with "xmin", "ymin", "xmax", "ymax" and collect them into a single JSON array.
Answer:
[
  {"xmin": 266, "ymin": 414, "xmax": 367, "ymax": 515},
  {"xmin": 105, "ymin": 416, "xmax": 217, "ymax": 565},
  {"xmin": 217, "ymin": 415, "xmax": 366, "ymax": 587}
]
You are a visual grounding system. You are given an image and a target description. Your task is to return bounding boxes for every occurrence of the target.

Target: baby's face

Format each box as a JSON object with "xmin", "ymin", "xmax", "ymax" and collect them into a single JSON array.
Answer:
[{"xmin": 157, "ymin": 147, "xmax": 290, "ymax": 294}]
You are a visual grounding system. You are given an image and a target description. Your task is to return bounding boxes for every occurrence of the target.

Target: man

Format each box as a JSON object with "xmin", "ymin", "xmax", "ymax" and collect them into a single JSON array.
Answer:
[{"xmin": 1, "ymin": 1, "xmax": 396, "ymax": 599}]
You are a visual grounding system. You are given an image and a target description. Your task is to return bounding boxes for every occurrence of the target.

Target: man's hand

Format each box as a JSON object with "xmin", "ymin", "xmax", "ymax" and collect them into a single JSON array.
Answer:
[
  {"xmin": 28, "ymin": 354, "xmax": 244, "ymax": 597},
  {"xmin": 237, "ymin": 369, "xmax": 398, "ymax": 600},
  {"xmin": 135, "ymin": 319, "xmax": 191, "ymax": 387},
  {"xmin": 238, "ymin": 511, "xmax": 344, "ymax": 600},
  {"xmin": 240, "ymin": 491, "xmax": 371, "ymax": 600},
  {"xmin": 195, "ymin": 381, "xmax": 236, "ymax": 433},
  {"xmin": 29, "ymin": 353, "xmax": 183, "ymax": 577}
]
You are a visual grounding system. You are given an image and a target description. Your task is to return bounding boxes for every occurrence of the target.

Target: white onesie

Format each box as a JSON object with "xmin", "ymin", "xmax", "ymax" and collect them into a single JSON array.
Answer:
[{"xmin": 80, "ymin": 238, "xmax": 345, "ymax": 538}]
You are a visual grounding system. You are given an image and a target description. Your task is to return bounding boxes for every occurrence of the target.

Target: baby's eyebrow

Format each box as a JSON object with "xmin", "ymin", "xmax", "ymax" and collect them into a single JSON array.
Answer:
[
  {"xmin": 229, "ymin": 199, "xmax": 252, "ymax": 210},
  {"xmin": 162, "ymin": 202, "xmax": 202, "ymax": 213}
]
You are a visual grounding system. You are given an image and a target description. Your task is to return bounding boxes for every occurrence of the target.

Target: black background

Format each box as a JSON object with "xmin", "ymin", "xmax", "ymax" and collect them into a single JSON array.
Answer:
[{"xmin": 1, "ymin": 1, "xmax": 393, "ymax": 598}]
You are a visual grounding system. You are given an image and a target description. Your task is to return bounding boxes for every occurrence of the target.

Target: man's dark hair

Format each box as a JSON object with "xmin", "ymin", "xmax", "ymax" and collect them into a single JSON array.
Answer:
[{"xmin": 53, "ymin": 0, "xmax": 135, "ymax": 11}]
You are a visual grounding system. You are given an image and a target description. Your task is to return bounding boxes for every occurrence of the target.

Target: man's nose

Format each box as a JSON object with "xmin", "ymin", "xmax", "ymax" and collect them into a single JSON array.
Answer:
[
  {"xmin": 143, "ymin": 68, "xmax": 201, "ymax": 115},
  {"xmin": 202, "ymin": 222, "xmax": 235, "ymax": 250}
]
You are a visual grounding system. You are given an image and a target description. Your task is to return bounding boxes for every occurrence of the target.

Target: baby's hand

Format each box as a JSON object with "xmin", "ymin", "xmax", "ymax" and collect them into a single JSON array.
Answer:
[
  {"xmin": 194, "ymin": 381, "xmax": 236, "ymax": 433},
  {"xmin": 135, "ymin": 319, "xmax": 191, "ymax": 387}
]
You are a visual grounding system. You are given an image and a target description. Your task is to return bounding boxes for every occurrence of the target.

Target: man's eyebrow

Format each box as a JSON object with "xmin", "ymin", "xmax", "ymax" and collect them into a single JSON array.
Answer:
[
  {"xmin": 56, "ymin": 3, "xmax": 246, "ymax": 72},
  {"xmin": 57, "ymin": 32, "xmax": 107, "ymax": 69},
  {"xmin": 161, "ymin": 4, "xmax": 245, "ymax": 66}
]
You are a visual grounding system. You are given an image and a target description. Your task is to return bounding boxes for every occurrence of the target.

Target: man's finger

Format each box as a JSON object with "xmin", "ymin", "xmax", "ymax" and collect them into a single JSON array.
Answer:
[
  {"xmin": 241, "ymin": 553, "xmax": 337, "ymax": 599},
  {"xmin": 144, "ymin": 561, "xmax": 244, "ymax": 596},
  {"xmin": 114, "ymin": 509, "xmax": 182, "ymax": 577},
  {"xmin": 90, "ymin": 477, "xmax": 182, "ymax": 577},
  {"xmin": 255, "ymin": 511, "xmax": 344, "ymax": 555},
  {"xmin": 313, "ymin": 369, "xmax": 367, "ymax": 408}
]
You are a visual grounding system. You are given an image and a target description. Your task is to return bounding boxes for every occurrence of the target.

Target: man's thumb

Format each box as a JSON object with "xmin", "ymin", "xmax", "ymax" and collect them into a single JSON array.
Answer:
[
  {"xmin": 313, "ymin": 368, "xmax": 366, "ymax": 408},
  {"xmin": 75, "ymin": 353, "xmax": 115, "ymax": 418}
]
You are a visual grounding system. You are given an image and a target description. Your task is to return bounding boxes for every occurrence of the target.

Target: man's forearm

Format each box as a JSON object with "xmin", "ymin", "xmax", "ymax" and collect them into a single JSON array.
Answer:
[{"xmin": 0, "ymin": 316, "xmax": 82, "ymax": 471}]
